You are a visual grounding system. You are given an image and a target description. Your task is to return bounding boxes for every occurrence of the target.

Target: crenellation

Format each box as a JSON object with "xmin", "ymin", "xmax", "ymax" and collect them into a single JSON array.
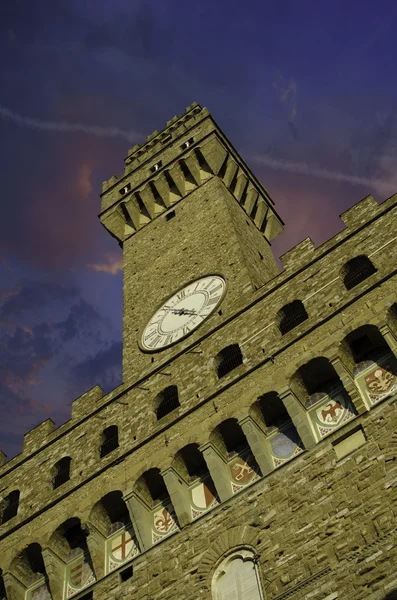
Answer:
[
  {"xmin": 71, "ymin": 385, "xmax": 104, "ymax": 421},
  {"xmin": 22, "ymin": 418, "xmax": 55, "ymax": 454},
  {"xmin": 340, "ymin": 194, "xmax": 379, "ymax": 227},
  {"xmin": 280, "ymin": 237, "xmax": 316, "ymax": 271}
]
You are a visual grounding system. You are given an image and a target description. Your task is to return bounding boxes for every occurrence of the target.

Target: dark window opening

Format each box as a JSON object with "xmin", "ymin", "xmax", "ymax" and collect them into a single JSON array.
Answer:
[
  {"xmin": 156, "ymin": 386, "xmax": 180, "ymax": 420},
  {"xmin": 53, "ymin": 457, "xmax": 71, "ymax": 489},
  {"xmin": 179, "ymin": 444, "xmax": 208, "ymax": 480},
  {"xmin": 350, "ymin": 335, "xmax": 375, "ymax": 363},
  {"xmin": 142, "ymin": 469, "xmax": 168, "ymax": 503},
  {"xmin": 342, "ymin": 255, "xmax": 376, "ymax": 290},
  {"xmin": 100, "ymin": 426, "xmax": 119, "ymax": 458},
  {"xmin": 277, "ymin": 300, "xmax": 308, "ymax": 335},
  {"xmin": 1, "ymin": 490, "xmax": 20, "ymax": 524},
  {"xmin": 181, "ymin": 137, "xmax": 194, "ymax": 149},
  {"xmin": 217, "ymin": 419, "xmax": 248, "ymax": 455},
  {"xmin": 120, "ymin": 565, "xmax": 133, "ymax": 581},
  {"xmin": 119, "ymin": 183, "xmax": 131, "ymax": 196},
  {"xmin": 258, "ymin": 393, "xmax": 290, "ymax": 432},
  {"xmin": 215, "ymin": 344, "xmax": 243, "ymax": 378},
  {"xmin": 150, "ymin": 161, "xmax": 162, "ymax": 173},
  {"xmin": 166, "ymin": 210, "xmax": 176, "ymax": 221}
]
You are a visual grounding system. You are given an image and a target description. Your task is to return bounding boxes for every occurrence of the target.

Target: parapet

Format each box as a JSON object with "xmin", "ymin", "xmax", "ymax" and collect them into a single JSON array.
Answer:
[
  {"xmin": 340, "ymin": 194, "xmax": 379, "ymax": 228},
  {"xmin": 280, "ymin": 238, "xmax": 316, "ymax": 271},
  {"xmin": 71, "ymin": 385, "xmax": 104, "ymax": 421},
  {"xmin": 101, "ymin": 102, "xmax": 205, "ymax": 194},
  {"xmin": 22, "ymin": 418, "xmax": 55, "ymax": 454}
]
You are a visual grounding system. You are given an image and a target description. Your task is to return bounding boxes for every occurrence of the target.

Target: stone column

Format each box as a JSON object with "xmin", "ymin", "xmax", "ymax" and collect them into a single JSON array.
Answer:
[
  {"xmin": 238, "ymin": 416, "xmax": 273, "ymax": 476},
  {"xmin": 279, "ymin": 387, "xmax": 317, "ymax": 448},
  {"xmin": 161, "ymin": 467, "xmax": 191, "ymax": 528},
  {"xmin": 83, "ymin": 521, "xmax": 106, "ymax": 580},
  {"xmin": 123, "ymin": 490, "xmax": 152, "ymax": 552},
  {"xmin": 199, "ymin": 442, "xmax": 232, "ymax": 502},
  {"xmin": 330, "ymin": 356, "xmax": 367, "ymax": 414},
  {"xmin": 41, "ymin": 548, "xmax": 65, "ymax": 600}
]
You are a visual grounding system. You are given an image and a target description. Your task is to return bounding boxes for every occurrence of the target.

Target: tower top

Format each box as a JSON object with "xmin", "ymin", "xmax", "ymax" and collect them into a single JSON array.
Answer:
[{"xmin": 99, "ymin": 102, "xmax": 284, "ymax": 245}]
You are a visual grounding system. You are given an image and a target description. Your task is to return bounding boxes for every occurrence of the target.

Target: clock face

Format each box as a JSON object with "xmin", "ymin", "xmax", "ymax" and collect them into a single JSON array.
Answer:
[{"xmin": 141, "ymin": 275, "xmax": 226, "ymax": 351}]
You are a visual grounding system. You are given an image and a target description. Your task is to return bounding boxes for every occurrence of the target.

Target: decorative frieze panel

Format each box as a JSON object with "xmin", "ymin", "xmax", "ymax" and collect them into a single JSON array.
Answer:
[
  {"xmin": 151, "ymin": 502, "xmax": 179, "ymax": 545},
  {"xmin": 105, "ymin": 522, "xmax": 139, "ymax": 575},
  {"xmin": 189, "ymin": 476, "xmax": 220, "ymax": 520},
  {"xmin": 228, "ymin": 450, "xmax": 261, "ymax": 495},
  {"xmin": 353, "ymin": 352, "xmax": 397, "ymax": 406},
  {"xmin": 306, "ymin": 386, "xmax": 356, "ymax": 439},
  {"xmin": 267, "ymin": 424, "xmax": 304, "ymax": 468},
  {"xmin": 64, "ymin": 550, "xmax": 95, "ymax": 599}
]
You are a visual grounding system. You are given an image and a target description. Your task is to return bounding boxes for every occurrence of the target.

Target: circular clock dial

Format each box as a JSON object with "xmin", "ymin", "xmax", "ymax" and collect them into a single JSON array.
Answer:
[{"xmin": 141, "ymin": 275, "xmax": 226, "ymax": 351}]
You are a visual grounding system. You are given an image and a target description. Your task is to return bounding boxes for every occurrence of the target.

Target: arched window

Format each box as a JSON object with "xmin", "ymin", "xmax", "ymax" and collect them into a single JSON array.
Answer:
[
  {"xmin": 213, "ymin": 550, "xmax": 264, "ymax": 600},
  {"xmin": 100, "ymin": 425, "xmax": 119, "ymax": 457},
  {"xmin": 277, "ymin": 300, "xmax": 308, "ymax": 335},
  {"xmin": 1, "ymin": 490, "xmax": 20, "ymax": 524},
  {"xmin": 156, "ymin": 386, "xmax": 180, "ymax": 420},
  {"xmin": 341, "ymin": 255, "xmax": 376, "ymax": 290},
  {"xmin": 215, "ymin": 345, "xmax": 243, "ymax": 379},
  {"xmin": 53, "ymin": 457, "xmax": 71, "ymax": 489}
]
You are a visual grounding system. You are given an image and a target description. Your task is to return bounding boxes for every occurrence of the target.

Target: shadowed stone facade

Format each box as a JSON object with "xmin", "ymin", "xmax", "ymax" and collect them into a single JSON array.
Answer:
[{"xmin": 0, "ymin": 102, "xmax": 396, "ymax": 600}]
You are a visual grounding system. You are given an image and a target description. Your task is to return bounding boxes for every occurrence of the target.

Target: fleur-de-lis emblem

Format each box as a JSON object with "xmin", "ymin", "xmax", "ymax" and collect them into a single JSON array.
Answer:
[
  {"xmin": 154, "ymin": 508, "xmax": 173, "ymax": 532},
  {"xmin": 366, "ymin": 368, "xmax": 394, "ymax": 393}
]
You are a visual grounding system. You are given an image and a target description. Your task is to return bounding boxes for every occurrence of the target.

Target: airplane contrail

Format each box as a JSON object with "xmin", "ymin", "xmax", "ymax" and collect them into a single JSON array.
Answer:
[
  {"xmin": 0, "ymin": 105, "xmax": 143, "ymax": 143},
  {"xmin": 248, "ymin": 154, "xmax": 396, "ymax": 195},
  {"xmin": 1, "ymin": 104, "xmax": 395, "ymax": 195}
]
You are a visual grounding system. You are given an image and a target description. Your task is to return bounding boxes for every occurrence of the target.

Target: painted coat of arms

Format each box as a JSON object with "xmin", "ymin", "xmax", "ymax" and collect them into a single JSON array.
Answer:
[
  {"xmin": 364, "ymin": 366, "xmax": 397, "ymax": 404},
  {"xmin": 190, "ymin": 478, "xmax": 219, "ymax": 519},
  {"xmin": 313, "ymin": 394, "xmax": 355, "ymax": 438},
  {"xmin": 65, "ymin": 554, "xmax": 95, "ymax": 598},
  {"xmin": 269, "ymin": 425, "xmax": 303, "ymax": 467},
  {"xmin": 107, "ymin": 527, "xmax": 140, "ymax": 573},
  {"xmin": 152, "ymin": 503, "xmax": 179, "ymax": 544},
  {"xmin": 229, "ymin": 453, "xmax": 261, "ymax": 494}
]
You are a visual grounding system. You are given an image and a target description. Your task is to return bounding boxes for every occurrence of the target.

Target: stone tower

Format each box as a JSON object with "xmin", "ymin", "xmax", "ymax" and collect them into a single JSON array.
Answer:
[
  {"xmin": 0, "ymin": 103, "xmax": 396, "ymax": 600},
  {"xmin": 99, "ymin": 102, "xmax": 283, "ymax": 383}
]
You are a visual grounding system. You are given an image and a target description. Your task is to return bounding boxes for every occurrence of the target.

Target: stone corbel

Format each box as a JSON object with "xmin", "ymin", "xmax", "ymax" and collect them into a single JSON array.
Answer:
[
  {"xmin": 82, "ymin": 521, "xmax": 107, "ymax": 581},
  {"xmin": 199, "ymin": 441, "xmax": 233, "ymax": 502},
  {"xmin": 379, "ymin": 323, "xmax": 397, "ymax": 355},
  {"xmin": 161, "ymin": 466, "xmax": 191, "ymax": 528},
  {"xmin": 123, "ymin": 490, "xmax": 152, "ymax": 552},
  {"xmin": 330, "ymin": 355, "xmax": 368, "ymax": 414},
  {"xmin": 41, "ymin": 547, "xmax": 65, "ymax": 600},
  {"xmin": 3, "ymin": 571, "xmax": 26, "ymax": 600},
  {"xmin": 238, "ymin": 415, "xmax": 273, "ymax": 476},
  {"xmin": 278, "ymin": 387, "xmax": 317, "ymax": 448}
]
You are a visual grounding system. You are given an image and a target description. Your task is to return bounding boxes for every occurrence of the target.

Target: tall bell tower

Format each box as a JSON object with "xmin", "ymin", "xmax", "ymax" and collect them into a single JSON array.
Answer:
[{"xmin": 99, "ymin": 102, "xmax": 284, "ymax": 384}]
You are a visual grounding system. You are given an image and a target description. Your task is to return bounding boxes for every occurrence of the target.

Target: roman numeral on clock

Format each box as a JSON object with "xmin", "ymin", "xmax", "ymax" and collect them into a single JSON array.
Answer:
[
  {"xmin": 209, "ymin": 283, "xmax": 222, "ymax": 295},
  {"xmin": 176, "ymin": 289, "xmax": 186, "ymax": 302},
  {"xmin": 205, "ymin": 296, "xmax": 219, "ymax": 307},
  {"xmin": 148, "ymin": 335, "xmax": 162, "ymax": 348},
  {"xmin": 165, "ymin": 334, "xmax": 175, "ymax": 346}
]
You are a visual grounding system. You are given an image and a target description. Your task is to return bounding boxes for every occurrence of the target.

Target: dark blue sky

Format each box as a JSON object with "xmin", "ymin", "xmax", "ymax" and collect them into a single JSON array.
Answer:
[{"xmin": 1, "ymin": 0, "xmax": 396, "ymax": 459}]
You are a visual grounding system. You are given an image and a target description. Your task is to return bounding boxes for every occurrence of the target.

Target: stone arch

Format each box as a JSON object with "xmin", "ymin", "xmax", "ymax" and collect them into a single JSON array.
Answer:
[
  {"xmin": 214, "ymin": 344, "xmax": 243, "ymax": 379},
  {"xmin": 155, "ymin": 385, "xmax": 180, "ymax": 420},
  {"xmin": 196, "ymin": 526, "xmax": 262, "ymax": 589},
  {"xmin": 342, "ymin": 324, "xmax": 397, "ymax": 407},
  {"xmin": 212, "ymin": 548, "xmax": 265, "ymax": 600},
  {"xmin": 276, "ymin": 299, "xmax": 308, "ymax": 335},
  {"xmin": 89, "ymin": 491, "xmax": 130, "ymax": 534},
  {"xmin": 9, "ymin": 543, "xmax": 45, "ymax": 583},
  {"xmin": 340, "ymin": 254, "xmax": 376, "ymax": 290},
  {"xmin": 291, "ymin": 357, "xmax": 356, "ymax": 440},
  {"xmin": 171, "ymin": 443, "xmax": 209, "ymax": 482}
]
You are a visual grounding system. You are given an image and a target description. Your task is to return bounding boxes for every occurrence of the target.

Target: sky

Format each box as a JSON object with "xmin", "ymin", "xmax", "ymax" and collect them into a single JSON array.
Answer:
[{"xmin": 0, "ymin": 0, "xmax": 397, "ymax": 460}]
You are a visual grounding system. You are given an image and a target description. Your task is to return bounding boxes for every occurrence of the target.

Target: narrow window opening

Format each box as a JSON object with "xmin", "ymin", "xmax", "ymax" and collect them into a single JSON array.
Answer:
[
  {"xmin": 181, "ymin": 137, "xmax": 194, "ymax": 149},
  {"xmin": 341, "ymin": 255, "xmax": 376, "ymax": 290},
  {"xmin": 1, "ymin": 490, "xmax": 20, "ymax": 524},
  {"xmin": 156, "ymin": 386, "xmax": 180, "ymax": 419},
  {"xmin": 166, "ymin": 210, "xmax": 176, "ymax": 221},
  {"xmin": 277, "ymin": 300, "xmax": 308, "ymax": 335},
  {"xmin": 53, "ymin": 457, "xmax": 71, "ymax": 489},
  {"xmin": 215, "ymin": 345, "xmax": 243, "ymax": 379},
  {"xmin": 120, "ymin": 565, "xmax": 133, "ymax": 581},
  {"xmin": 100, "ymin": 425, "xmax": 119, "ymax": 458},
  {"xmin": 150, "ymin": 161, "xmax": 162, "ymax": 173},
  {"xmin": 119, "ymin": 183, "xmax": 131, "ymax": 196}
]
